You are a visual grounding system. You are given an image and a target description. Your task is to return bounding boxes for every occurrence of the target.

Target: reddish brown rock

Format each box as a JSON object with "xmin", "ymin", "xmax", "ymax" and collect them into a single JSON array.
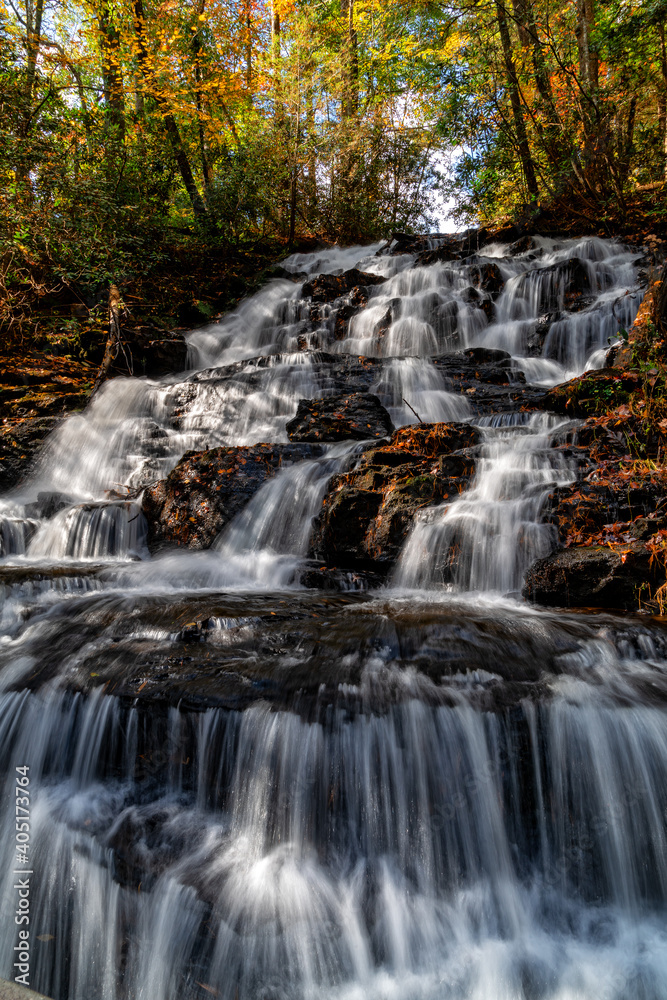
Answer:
[
  {"xmin": 143, "ymin": 442, "xmax": 324, "ymax": 552},
  {"xmin": 542, "ymin": 467, "xmax": 667, "ymax": 548},
  {"xmin": 608, "ymin": 267, "xmax": 665, "ymax": 369},
  {"xmin": 286, "ymin": 393, "xmax": 394, "ymax": 442},
  {"xmin": 526, "ymin": 433, "xmax": 667, "ymax": 611},
  {"xmin": 309, "ymin": 422, "xmax": 480, "ymax": 575},
  {"xmin": 471, "ymin": 261, "xmax": 504, "ymax": 299}
]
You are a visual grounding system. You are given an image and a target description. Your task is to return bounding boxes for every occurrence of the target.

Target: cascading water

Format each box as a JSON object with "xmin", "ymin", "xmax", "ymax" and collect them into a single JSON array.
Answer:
[
  {"xmin": 1, "ymin": 234, "xmax": 664, "ymax": 1000},
  {"xmin": 395, "ymin": 412, "xmax": 577, "ymax": 593}
]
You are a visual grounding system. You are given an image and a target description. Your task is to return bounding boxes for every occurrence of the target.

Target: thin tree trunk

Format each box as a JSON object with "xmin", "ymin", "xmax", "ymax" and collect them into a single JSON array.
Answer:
[
  {"xmin": 340, "ymin": 0, "xmax": 358, "ymax": 117},
  {"xmin": 288, "ymin": 168, "xmax": 297, "ymax": 248},
  {"xmin": 93, "ymin": 285, "xmax": 124, "ymax": 393},
  {"xmin": 133, "ymin": 0, "xmax": 208, "ymax": 221},
  {"xmin": 99, "ymin": 0, "xmax": 125, "ymax": 141},
  {"xmin": 272, "ymin": 0, "xmax": 281, "ymax": 114},
  {"xmin": 25, "ymin": 0, "xmax": 44, "ymax": 102},
  {"xmin": 495, "ymin": 0, "xmax": 539, "ymax": 201},
  {"xmin": 244, "ymin": 0, "xmax": 252, "ymax": 87},
  {"xmin": 16, "ymin": 0, "xmax": 45, "ymax": 198},
  {"xmin": 306, "ymin": 70, "xmax": 317, "ymax": 214},
  {"xmin": 576, "ymin": 0, "xmax": 598, "ymax": 94},
  {"xmin": 511, "ymin": 0, "xmax": 563, "ymax": 166},
  {"xmin": 660, "ymin": 26, "xmax": 667, "ymax": 180},
  {"xmin": 192, "ymin": 0, "xmax": 212, "ymax": 192}
]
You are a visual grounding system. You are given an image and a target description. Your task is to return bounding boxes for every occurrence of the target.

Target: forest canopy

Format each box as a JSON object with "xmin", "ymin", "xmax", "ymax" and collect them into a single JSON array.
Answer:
[{"xmin": 1, "ymin": 0, "xmax": 666, "ymax": 325}]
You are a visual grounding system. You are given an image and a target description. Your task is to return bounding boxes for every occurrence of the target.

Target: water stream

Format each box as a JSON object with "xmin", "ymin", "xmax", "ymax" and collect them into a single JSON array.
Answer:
[{"xmin": 1, "ymin": 235, "xmax": 664, "ymax": 1000}]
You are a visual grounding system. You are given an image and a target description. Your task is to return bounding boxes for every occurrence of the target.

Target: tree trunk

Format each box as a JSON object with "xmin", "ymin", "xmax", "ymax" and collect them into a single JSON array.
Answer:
[
  {"xmin": 133, "ymin": 0, "xmax": 208, "ymax": 222},
  {"xmin": 244, "ymin": 0, "xmax": 252, "ymax": 87},
  {"xmin": 576, "ymin": 0, "xmax": 598, "ymax": 94},
  {"xmin": 306, "ymin": 71, "xmax": 317, "ymax": 214},
  {"xmin": 191, "ymin": 1, "xmax": 212, "ymax": 192},
  {"xmin": 340, "ymin": 0, "xmax": 358, "ymax": 117},
  {"xmin": 93, "ymin": 285, "xmax": 125, "ymax": 393},
  {"xmin": 494, "ymin": 0, "xmax": 539, "ymax": 201},
  {"xmin": 25, "ymin": 0, "xmax": 45, "ymax": 102},
  {"xmin": 288, "ymin": 168, "xmax": 297, "ymax": 249},
  {"xmin": 15, "ymin": 0, "xmax": 45, "ymax": 199},
  {"xmin": 511, "ymin": 0, "xmax": 564, "ymax": 166},
  {"xmin": 99, "ymin": 0, "xmax": 125, "ymax": 142},
  {"xmin": 660, "ymin": 26, "xmax": 667, "ymax": 180}
]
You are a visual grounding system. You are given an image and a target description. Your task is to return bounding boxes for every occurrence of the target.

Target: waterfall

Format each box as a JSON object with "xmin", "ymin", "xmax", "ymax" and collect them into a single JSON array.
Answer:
[
  {"xmin": 394, "ymin": 413, "xmax": 577, "ymax": 593},
  {"xmin": 0, "ymin": 683, "xmax": 666, "ymax": 1000},
  {"xmin": 1, "ymin": 234, "xmax": 662, "ymax": 1000}
]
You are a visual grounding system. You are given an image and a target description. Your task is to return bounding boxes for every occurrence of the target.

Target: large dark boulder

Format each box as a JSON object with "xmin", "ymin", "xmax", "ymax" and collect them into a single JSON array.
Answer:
[
  {"xmin": 416, "ymin": 244, "xmax": 462, "ymax": 266},
  {"xmin": 542, "ymin": 473, "xmax": 667, "ymax": 542},
  {"xmin": 471, "ymin": 261, "xmax": 504, "ymax": 299},
  {"xmin": 508, "ymin": 235, "xmax": 537, "ymax": 255},
  {"xmin": 523, "ymin": 545, "xmax": 661, "ymax": 610},
  {"xmin": 536, "ymin": 368, "xmax": 641, "ymax": 417},
  {"xmin": 516, "ymin": 257, "xmax": 593, "ymax": 313},
  {"xmin": 0, "ymin": 416, "xmax": 63, "ymax": 491},
  {"xmin": 310, "ymin": 422, "xmax": 480, "ymax": 575},
  {"xmin": 286, "ymin": 393, "xmax": 395, "ymax": 442},
  {"xmin": 126, "ymin": 326, "xmax": 188, "ymax": 376},
  {"xmin": 143, "ymin": 442, "xmax": 324, "ymax": 551},
  {"xmin": 80, "ymin": 324, "xmax": 188, "ymax": 376},
  {"xmin": 526, "ymin": 421, "xmax": 667, "ymax": 610},
  {"xmin": 301, "ymin": 269, "xmax": 386, "ymax": 304}
]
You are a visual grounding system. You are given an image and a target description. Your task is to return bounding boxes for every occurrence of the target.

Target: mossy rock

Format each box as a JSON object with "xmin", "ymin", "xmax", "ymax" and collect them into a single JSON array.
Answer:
[{"xmin": 539, "ymin": 368, "xmax": 641, "ymax": 417}]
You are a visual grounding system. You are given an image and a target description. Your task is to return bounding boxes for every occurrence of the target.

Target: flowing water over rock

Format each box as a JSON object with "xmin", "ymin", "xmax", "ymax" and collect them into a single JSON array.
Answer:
[{"xmin": 2, "ymin": 235, "xmax": 665, "ymax": 1000}]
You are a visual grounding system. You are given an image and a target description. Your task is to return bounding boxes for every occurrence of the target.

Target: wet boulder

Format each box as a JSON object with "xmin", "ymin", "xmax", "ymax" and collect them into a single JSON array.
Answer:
[
  {"xmin": 126, "ymin": 326, "xmax": 188, "ymax": 376},
  {"xmin": 431, "ymin": 349, "xmax": 540, "ymax": 414},
  {"xmin": 107, "ymin": 803, "xmax": 195, "ymax": 892},
  {"xmin": 525, "ymin": 315, "xmax": 555, "ymax": 357},
  {"xmin": 463, "ymin": 285, "xmax": 493, "ymax": 322},
  {"xmin": 333, "ymin": 303, "xmax": 361, "ymax": 341},
  {"xmin": 415, "ymin": 239, "xmax": 463, "ymax": 266},
  {"xmin": 310, "ymin": 422, "xmax": 480, "ymax": 576},
  {"xmin": 526, "ymin": 444, "xmax": 667, "ymax": 611},
  {"xmin": 23, "ymin": 491, "xmax": 75, "ymax": 520},
  {"xmin": 388, "ymin": 232, "xmax": 429, "ymax": 254},
  {"xmin": 0, "ymin": 416, "xmax": 64, "ymax": 491},
  {"xmin": 542, "ymin": 475, "xmax": 667, "ymax": 544},
  {"xmin": 301, "ymin": 269, "xmax": 386, "ymax": 304},
  {"xmin": 517, "ymin": 257, "xmax": 592, "ymax": 314},
  {"xmin": 536, "ymin": 368, "xmax": 641, "ymax": 417},
  {"xmin": 610, "ymin": 267, "xmax": 665, "ymax": 369},
  {"xmin": 471, "ymin": 261, "xmax": 504, "ymax": 299},
  {"xmin": 508, "ymin": 235, "xmax": 537, "ymax": 255},
  {"xmin": 458, "ymin": 228, "xmax": 491, "ymax": 256},
  {"xmin": 523, "ymin": 545, "xmax": 661, "ymax": 611},
  {"xmin": 143, "ymin": 442, "xmax": 324, "ymax": 552},
  {"xmin": 286, "ymin": 393, "xmax": 395, "ymax": 442}
]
